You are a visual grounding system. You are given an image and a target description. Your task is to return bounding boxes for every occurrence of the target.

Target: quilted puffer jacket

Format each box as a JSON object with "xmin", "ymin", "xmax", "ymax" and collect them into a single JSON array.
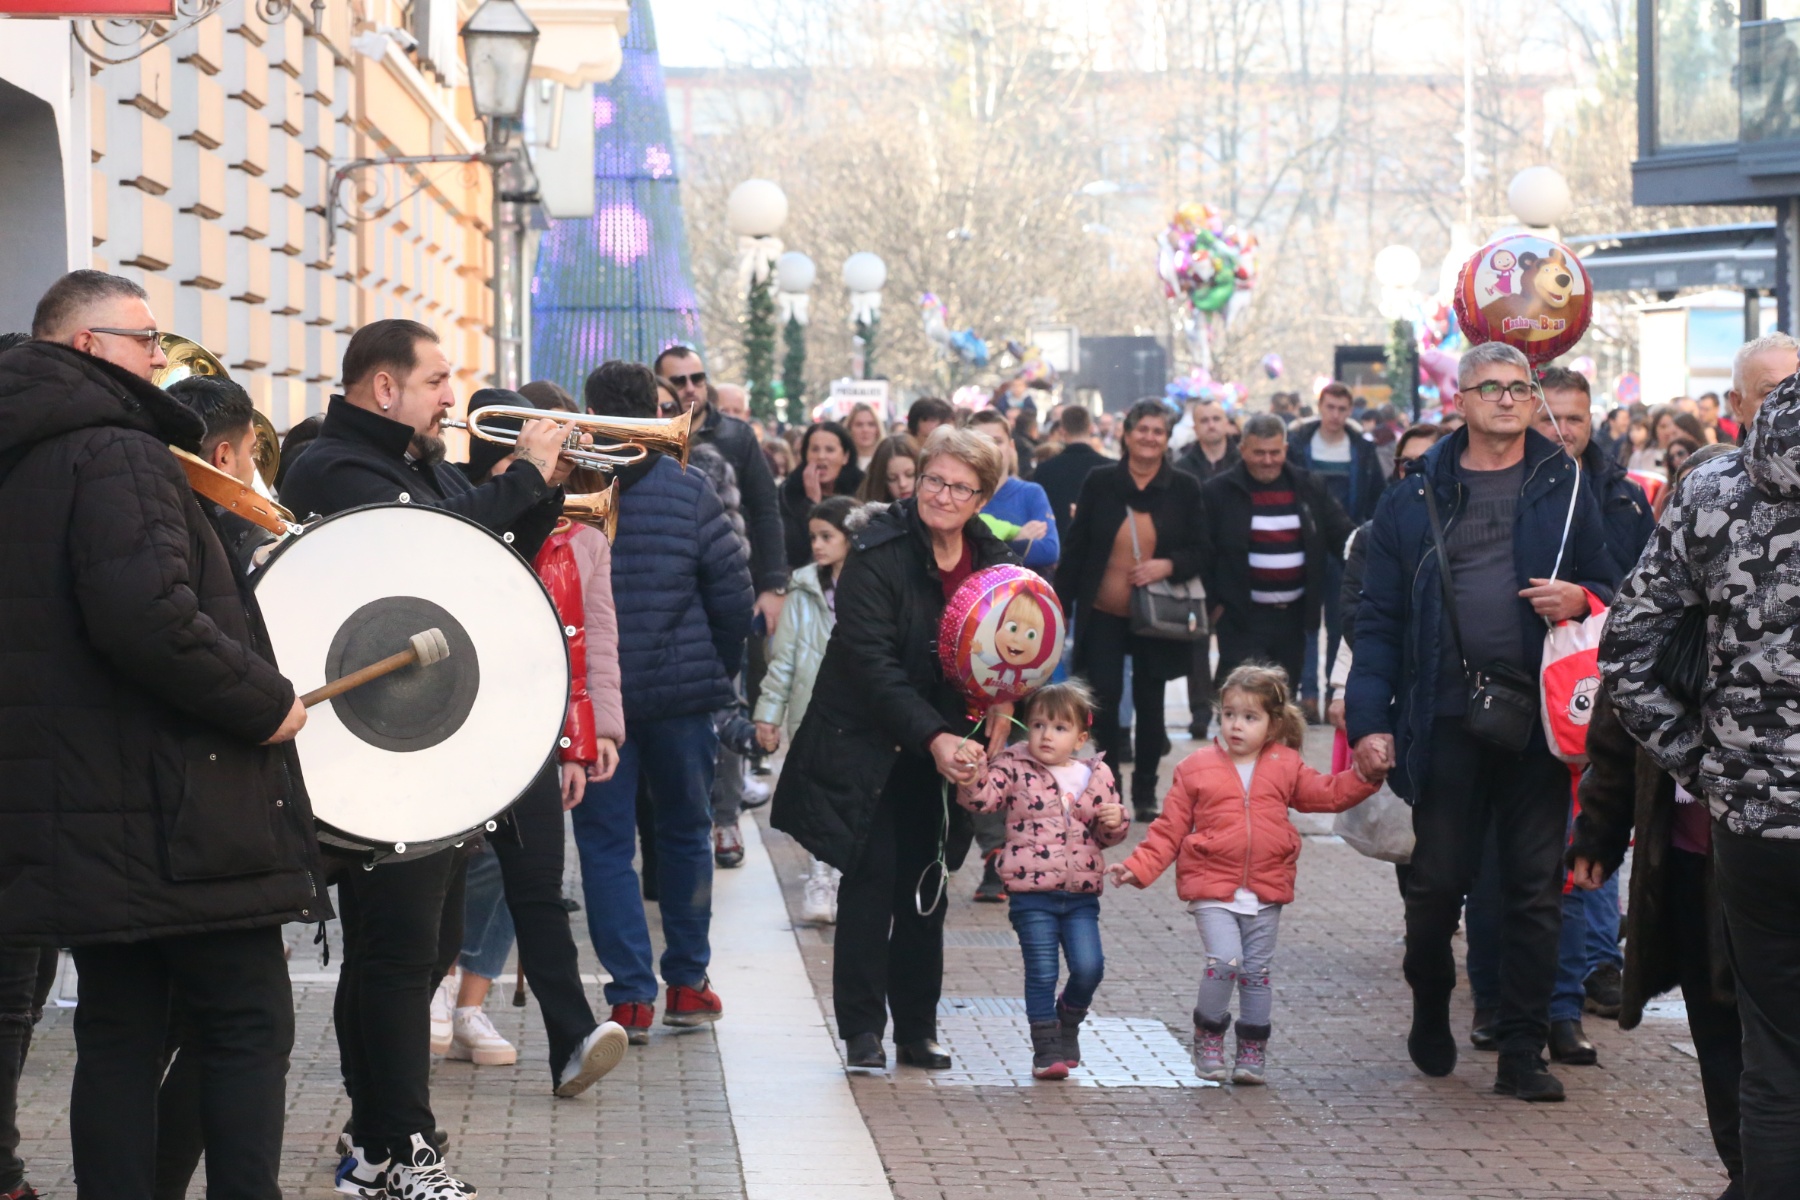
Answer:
[
  {"xmin": 956, "ymin": 744, "xmax": 1127, "ymax": 894},
  {"xmin": 610, "ymin": 453, "xmax": 753, "ymax": 722},
  {"xmin": 0, "ymin": 340, "xmax": 325, "ymax": 944},
  {"xmin": 752, "ymin": 562, "xmax": 834, "ymax": 738},
  {"xmin": 1118, "ymin": 742, "xmax": 1375, "ymax": 905},
  {"xmin": 1603, "ymin": 372, "xmax": 1800, "ymax": 837}
]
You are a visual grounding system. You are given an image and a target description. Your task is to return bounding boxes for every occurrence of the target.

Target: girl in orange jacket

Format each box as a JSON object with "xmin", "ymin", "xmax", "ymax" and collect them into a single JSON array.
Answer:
[{"xmin": 1109, "ymin": 664, "xmax": 1381, "ymax": 1084}]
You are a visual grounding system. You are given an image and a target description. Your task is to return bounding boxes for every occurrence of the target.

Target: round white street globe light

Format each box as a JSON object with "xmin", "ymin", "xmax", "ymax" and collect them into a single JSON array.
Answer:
[
  {"xmin": 775, "ymin": 251, "xmax": 816, "ymax": 294},
  {"xmin": 1373, "ymin": 244, "xmax": 1423, "ymax": 290},
  {"xmin": 726, "ymin": 179, "xmax": 789, "ymax": 238},
  {"xmin": 842, "ymin": 251, "xmax": 887, "ymax": 294},
  {"xmin": 1507, "ymin": 166, "xmax": 1573, "ymax": 229}
]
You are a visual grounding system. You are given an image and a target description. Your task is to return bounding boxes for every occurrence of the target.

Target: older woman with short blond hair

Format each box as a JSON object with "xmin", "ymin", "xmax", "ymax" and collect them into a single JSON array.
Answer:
[{"xmin": 773, "ymin": 426, "xmax": 1015, "ymax": 1072}]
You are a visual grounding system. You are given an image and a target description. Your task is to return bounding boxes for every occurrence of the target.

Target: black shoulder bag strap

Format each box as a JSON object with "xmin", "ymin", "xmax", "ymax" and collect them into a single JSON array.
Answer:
[{"xmin": 1420, "ymin": 479, "xmax": 1470, "ymax": 682}]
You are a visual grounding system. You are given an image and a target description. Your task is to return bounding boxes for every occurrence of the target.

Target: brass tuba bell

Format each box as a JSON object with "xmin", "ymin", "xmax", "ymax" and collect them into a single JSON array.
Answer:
[
  {"xmin": 152, "ymin": 334, "xmax": 282, "ymax": 491},
  {"xmin": 562, "ymin": 479, "xmax": 620, "ymax": 542}
]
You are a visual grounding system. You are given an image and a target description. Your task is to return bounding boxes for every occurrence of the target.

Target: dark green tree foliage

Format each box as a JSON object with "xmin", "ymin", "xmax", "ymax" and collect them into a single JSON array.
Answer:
[
  {"xmin": 745, "ymin": 274, "xmax": 777, "ymax": 420},
  {"xmin": 781, "ymin": 315, "xmax": 807, "ymax": 421},
  {"xmin": 1386, "ymin": 317, "xmax": 1420, "ymax": 421},
  {"xmin": 855, "ymin": 315, "xmax": 879, "ymax": 380}
]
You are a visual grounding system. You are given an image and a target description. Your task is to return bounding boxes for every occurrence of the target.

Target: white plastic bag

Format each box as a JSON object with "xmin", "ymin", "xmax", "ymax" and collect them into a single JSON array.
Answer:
[{"xmin": 1332, "ymin": 786, "xmax": 1415, "ymax": 864}]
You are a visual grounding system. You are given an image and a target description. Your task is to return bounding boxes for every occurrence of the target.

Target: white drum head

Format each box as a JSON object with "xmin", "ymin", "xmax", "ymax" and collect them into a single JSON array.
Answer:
[{"xmin": 255, "ymin": 504, "xmax": 568, "ymax": 850}]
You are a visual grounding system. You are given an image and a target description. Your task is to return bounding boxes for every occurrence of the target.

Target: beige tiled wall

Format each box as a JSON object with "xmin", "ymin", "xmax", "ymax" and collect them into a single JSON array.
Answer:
[{"xmin": 90, "ymin": 2, "xmax": 495, "ymax": 431}]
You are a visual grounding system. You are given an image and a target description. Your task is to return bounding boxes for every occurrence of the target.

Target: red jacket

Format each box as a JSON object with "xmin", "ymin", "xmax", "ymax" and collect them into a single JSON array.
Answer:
[
  {"xmin": 535, "ymin": 520, "xmax": 597, "ymax": 764},
  {"xmin": 1120, "ymin": 742, "xmax": 1376, "ymax": 905}
]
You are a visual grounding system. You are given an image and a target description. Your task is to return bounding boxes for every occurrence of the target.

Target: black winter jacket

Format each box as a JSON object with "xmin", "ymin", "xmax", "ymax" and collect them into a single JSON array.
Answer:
[
  {"xmin": 693, "ymin": 403, "xmax": 786, "ymax": 595},
  {"xmin": 1199, "ymin": 462, "xmax": 1354, "ymax": 632},
  {"xmin": 1173, "ymin": 438, "xmax": 1240, "ymax": 488},
  {"xmin": 280, "ymin": 396, "xmax": 562, "ymax": 558},
  {"xmin": 0, "ymin": 341, "xmax": 325, "ymax": 945},
  {"xmin": 771, "ymin": 501, "xmax": 1014, "ymax": 871},
  {"xmin": 1569, "ymin": 692, "xmax": 1734, "ymax": 1030},
  {"xmin": 1031, "ymin": 441, "xmax": 1108, "ymax": 542},
  {"xmin": 1582, "ymin": 440, "xmax": 1655, "ymax": 586},
  {"xmin": 780, "ymin": 463, "xmax": 865, "ymax": 569}
]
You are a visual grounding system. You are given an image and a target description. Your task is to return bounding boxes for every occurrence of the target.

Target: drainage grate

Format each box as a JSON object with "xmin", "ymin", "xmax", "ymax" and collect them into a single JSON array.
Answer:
[
  {"xmin": 938, "ymin": 995, "xmax": 1028, "ymax": 1016},
  {"xmin": 869, "ymin": 1013, "xmax": 1219, "ymax": 1089},
  {"xmin": 941, "ymin": 929, "xmax": 1019, "ymax": 949}
]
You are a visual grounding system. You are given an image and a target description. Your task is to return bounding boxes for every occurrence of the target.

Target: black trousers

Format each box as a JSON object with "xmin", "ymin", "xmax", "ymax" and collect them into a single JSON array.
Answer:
[
  {"xmin": 69, "ymin": 927, "xmax": 292, "ymax": 1200},
  {"xmin": 1213, "ymin": 603, "xmax": 1306, "ymax": 694},
  {"xmin": 833, "ymin": 754, "xmax": 948, "ymax": 1045},
  {"xmin": 0, "ymin": 947, "xmax": 58, "ymax": 1192},
  {"xmin": 331, "ymin": 847, "xmax": 457, "ymax": 1160},
  {"xmin": 1185, "ymin": 635, "xmax": 1217, "ymax": 733},
  {"xmin": 1669, "ymin": 847, "xmax": 1743, "ymax": 1185},
  {"xmin": 1405, "ymin": 719, "xmax": 1569, "ymax": 1054},
  {"xmin": 491, "ymin": 766, "xmax": 600, "ymax": 1074},
  {"xmin": 1076, "ymin": 610, "xmax": 1174, "ymax": 809},
  {"xmin": 1715, "ymin": 825, "xmax": 1800, "ymax": 1199}
]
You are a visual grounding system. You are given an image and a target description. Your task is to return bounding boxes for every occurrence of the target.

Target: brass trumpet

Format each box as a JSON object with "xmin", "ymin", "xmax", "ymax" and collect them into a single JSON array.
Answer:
[
  {"xmin": 443, "ymin": 406, "xmax": 693, "ymax": 471},
  {"xmin": 562, "ymin": 479, "xmax": 619, "ymax": 542},
  {"xmin": 153, "ymin": 335, "xmax": 282, "ymax": 490}
]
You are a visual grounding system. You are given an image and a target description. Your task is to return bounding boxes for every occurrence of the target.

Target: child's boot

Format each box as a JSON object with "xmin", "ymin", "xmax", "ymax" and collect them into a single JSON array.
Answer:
[
  {"xmin": 1029, "ymin": 1021, "xmax": 1069, "ymax": 1080},
  {"xmin": 1193, "ymin": 1014, "xmax": 1230, "ymax": 1082},
  {"xmin": 1232, "ymin": 1021, "xmax": 1270, "ymax": 1085},
  {"xmin": 1055, "ymin": 995, "xmax": 1087, "ymax": 1069}
]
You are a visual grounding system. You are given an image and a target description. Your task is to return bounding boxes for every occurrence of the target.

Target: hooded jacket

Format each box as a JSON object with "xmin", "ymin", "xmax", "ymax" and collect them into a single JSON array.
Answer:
[
  {"xmin": 1345, "ymin": 426, "xmax": 1616, "ymax": 799},
  {"xmin": 692, "ymin": 402, "xmax": 787, "ymax": 595},
  {"xmin": 771, "ymin": 500, "xmax": 1014, "ymax": 870},
  {"xmin": 1602, "ymin": 374, "xmax": 1800, "ymax": 836},
  {"xmin": 0, "ymin": 341, "xmax": 325, "ymax": 944},
  {"xmin": 752, "ymin": 561, "xmax": 835, "ymax": 738}
]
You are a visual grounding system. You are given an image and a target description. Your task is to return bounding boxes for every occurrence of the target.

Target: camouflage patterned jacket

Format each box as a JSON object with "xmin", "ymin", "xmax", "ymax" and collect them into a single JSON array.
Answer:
[{"xmin": 1601, "ymin": 374, "xmax": 1800, "ymax": 837}]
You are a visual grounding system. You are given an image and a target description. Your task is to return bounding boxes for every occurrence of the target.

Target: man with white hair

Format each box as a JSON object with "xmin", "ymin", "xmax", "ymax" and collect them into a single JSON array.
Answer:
[
  {"xmin": 1727, "ymin": 332, "xmax": 1799, "ymax": 436},
  {"xmin": 712, "ymin": 383, "xmax": 751, "ymax": 423},
  {"xmin": 1347, "ymin": 340, "xmax": 1616, "ymax": 1103}
]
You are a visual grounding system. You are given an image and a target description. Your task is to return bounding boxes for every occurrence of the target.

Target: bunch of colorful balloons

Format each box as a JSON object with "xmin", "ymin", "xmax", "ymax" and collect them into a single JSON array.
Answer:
[
  {"xmin": 1156, "ymin": 203, "xmax": 1259, "ymax": 318},
  {"xmin": 1165, "ymin": 368, "xmax": 1246, "ymax": 411},
  {"xmin": 919, "ymin": 293, "xmax": 990, "ymax": 367}
]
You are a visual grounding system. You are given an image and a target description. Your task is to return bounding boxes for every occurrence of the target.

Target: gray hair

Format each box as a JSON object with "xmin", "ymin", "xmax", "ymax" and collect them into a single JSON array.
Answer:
[
  {"xmin": 31, "ymin": 269, "xmax": 149, "ymax": 340},
  {"xmin": 1733, "ymin": 332, "xmax": 1800, "ymax": 390},
  {"xmin": 1456, "ymin": 341, "xmax": 1531, "ymax": 388},
  {"xmin": 1241, "ymin": 413, "xmax": 1286, "ymax": 441}
]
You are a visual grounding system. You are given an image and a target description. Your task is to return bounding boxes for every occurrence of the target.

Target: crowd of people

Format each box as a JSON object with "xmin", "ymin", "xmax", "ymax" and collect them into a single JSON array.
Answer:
[{"xmin": 2, "ymin": 265, "xmax": 1799, "ymax": 1200}]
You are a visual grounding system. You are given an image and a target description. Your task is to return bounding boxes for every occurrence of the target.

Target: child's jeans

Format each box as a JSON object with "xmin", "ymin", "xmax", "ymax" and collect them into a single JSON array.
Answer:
[
  {"xmin": 1008, "ymin": 891, "xmax": 1104, "ymax": 1024},
  {"xmin": 1194, "ymin": 904, "xmax": 1283, "ymax": 1027}
]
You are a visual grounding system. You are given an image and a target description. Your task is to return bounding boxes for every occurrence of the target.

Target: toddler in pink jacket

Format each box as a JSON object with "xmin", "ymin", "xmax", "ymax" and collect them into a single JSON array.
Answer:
[{"xmin": 958, "ymin": 682, "xmax": 1128, "ymax": 1079}]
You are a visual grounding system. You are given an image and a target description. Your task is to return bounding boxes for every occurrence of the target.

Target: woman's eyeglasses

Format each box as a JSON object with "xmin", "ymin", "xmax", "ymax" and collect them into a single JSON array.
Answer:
[{"xmin": 917, "ymin": 472, "xmax": 979, "ymax": 503}]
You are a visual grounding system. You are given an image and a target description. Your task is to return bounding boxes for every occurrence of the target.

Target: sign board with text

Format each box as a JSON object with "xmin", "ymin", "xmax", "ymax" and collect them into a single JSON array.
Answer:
[{"xmin": 814, "ymin": 378, "xmax": 890, "ymax": 424}]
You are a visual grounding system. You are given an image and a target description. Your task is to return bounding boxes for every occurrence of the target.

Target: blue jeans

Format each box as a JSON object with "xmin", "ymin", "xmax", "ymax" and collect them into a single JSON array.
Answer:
[
  {"xmin": 1551, "ymin": 877, "xmax": 1623, "ymax": 1021},
  {"xmin": 458, "ymin": 843, "xmax": 515, "ymax": 981},
  {"xmin": 570, "ymin": 713, "xmax": 718, "ymax": 1005},
  {"xmin": 1007, "ymin": 891, "xmax": 1104, "ymax": 1024}
]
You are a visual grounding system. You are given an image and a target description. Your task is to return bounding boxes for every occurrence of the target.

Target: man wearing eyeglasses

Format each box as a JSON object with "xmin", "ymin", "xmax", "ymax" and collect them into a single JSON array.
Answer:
[
  {"xmin": 1346, "ymin": 340, "xmax": 1615, "ymax": 1105},
  {"xmin": 0, "ymin": 269, "xmax": 319, "ymax": 1196}
]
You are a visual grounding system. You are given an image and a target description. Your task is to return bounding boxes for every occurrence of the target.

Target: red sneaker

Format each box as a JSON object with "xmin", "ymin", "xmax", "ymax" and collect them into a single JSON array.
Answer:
[
  {"xmin": 610, "ymin": 1001, "xmax": 654, "ymax": 1046},
  {"xmin": 663, "ymin": 978, "xmax": 724, "ymax": 1027}
]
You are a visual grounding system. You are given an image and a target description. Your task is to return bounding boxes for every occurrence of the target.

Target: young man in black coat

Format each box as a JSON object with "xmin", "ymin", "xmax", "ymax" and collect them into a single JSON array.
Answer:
[
  {"xmin": 1199, "ymin": 413, "xmax": 1354, "ymax": 702},
  {"xmin": 0, "ymin": 271, "xmax": 317, "ymax": 1200},
  {"xmin": 280, "ymin": 319, "xmax": 578, "ymax": 1198},
  {"xmin": 1030, "ymin": 404, "xmax": 1110, "ymax": 543}
]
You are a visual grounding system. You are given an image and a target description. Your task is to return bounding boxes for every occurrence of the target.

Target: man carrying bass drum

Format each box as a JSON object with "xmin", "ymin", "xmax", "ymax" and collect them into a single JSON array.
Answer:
[
  {"xmin": 0, "ymin": 270, "xmax": 319, "ymax": 1200},
  {"xmin": 278, "ymin": 320, "xmax": 579, "ymax": 1200}
]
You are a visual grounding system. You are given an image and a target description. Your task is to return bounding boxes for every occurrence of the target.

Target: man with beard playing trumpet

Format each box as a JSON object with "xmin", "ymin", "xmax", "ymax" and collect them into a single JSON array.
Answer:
[{"xmin": 280, "ymin": 319, "xmax": 584, "ymax": 1200}]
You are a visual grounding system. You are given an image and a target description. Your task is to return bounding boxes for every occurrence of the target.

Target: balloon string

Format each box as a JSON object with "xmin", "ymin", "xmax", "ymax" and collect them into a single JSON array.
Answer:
[{"xmin": 917, "ymin": 708, "xmax": 1027, "ymax": 918}]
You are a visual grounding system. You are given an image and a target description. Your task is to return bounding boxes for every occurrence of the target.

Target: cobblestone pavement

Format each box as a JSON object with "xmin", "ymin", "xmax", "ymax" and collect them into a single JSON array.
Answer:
[
  {"xmin": 762, "ymin": 695, "xmax": 1732, "ymax": 1200},
  {"xmin": 14, "ymin": 688, "xmax": 1730, "ymax": 1199}
]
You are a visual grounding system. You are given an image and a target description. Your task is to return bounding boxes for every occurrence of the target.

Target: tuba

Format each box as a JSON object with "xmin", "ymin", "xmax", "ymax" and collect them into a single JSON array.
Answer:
[
  {"xmin": 561, "ymin": 479, "xmax": 619, "ymax": 542},
  {"xmin": 153, "ymin": 334, "xmax": 283, "ymax": 491}
]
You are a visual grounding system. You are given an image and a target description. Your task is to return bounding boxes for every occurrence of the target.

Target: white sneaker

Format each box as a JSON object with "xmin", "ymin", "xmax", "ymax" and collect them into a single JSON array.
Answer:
[
  {"xmin": 741, "ymin": 772, "xmax": 772, "ymax": 809},
  {"xmin": 447, "ymin": 1007, "xmax": 516, "ymax": 1066},
  {"xmin": 334, "ymin": 1133, "xmax": 389, "ymax": 1198},
  {"xmin": 553, "ymin": 1020, "xmax": 630, "ymax": 1098},
  {"xmin": 801, "ymin": 864, "xmax": 836, "ymax": 924},
  {"xmin": 383, "ymin": 1133, "xmax": 476, "ymax": 1200},
  {"xmin": 828, "ymin": 868, "xmax": 840, "ymax": 922},
  {"xmin": 429, "ymin": 974, "xmax": 456, "ymax": 1056}
]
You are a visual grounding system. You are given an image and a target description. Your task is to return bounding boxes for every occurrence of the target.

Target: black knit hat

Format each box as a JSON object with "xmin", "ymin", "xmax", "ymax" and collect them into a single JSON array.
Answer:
[{"xmin": 465, "ymin": 388, "xmax": 533, "ymax": 479}]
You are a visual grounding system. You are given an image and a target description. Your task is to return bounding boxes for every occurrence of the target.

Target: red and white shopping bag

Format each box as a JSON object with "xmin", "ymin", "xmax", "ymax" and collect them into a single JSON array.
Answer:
[{"xmin": 1540, "ymin": 590, "xmax": 1607, "ymax": 765}]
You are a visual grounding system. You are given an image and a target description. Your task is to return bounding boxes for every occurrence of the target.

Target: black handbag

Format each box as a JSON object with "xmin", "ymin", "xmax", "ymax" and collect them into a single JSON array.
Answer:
[
  {"xmin": 1654, "ymin": 605, "xmax": 1710, "ymax": 709},
  {"xmin": 1125, "ymin": 509, "xmax": 1208, "ymax": 641},
  {"xmin": 1423, "ymin": 482, "xmax": 1538, "ymax": 754}
]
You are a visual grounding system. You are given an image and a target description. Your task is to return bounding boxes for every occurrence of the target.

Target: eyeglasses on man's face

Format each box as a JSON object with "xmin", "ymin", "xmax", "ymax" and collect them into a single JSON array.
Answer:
[
  {"xmin": 87, "ymin": 327, "xmax": 162, "ymax": 350},
  {"xmin": 917, "ymin": 472, "xmax": 979, "ymax": 503},
  {"xmin": 1458, "ymin": 379, "xmax": 1541, "ymax": 405}
]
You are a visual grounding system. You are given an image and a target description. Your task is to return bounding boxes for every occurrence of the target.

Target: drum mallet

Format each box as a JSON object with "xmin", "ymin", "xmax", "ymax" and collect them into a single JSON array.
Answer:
[{"xmin": 300, "ymin": 628, "xmax": 451, "ymax": 708}]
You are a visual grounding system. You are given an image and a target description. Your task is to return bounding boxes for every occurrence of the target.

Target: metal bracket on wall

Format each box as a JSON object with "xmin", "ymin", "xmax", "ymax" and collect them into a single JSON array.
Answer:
[
  {"xmin": 321, "ymin": 148, "xmax": 537, "ymax": 263},
  {"xmin": 72, "ymin": 0, "xmax": 326, "ymax": 66}
]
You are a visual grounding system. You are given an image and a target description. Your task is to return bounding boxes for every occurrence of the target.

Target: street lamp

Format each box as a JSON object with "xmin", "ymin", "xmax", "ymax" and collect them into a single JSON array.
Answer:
[
  {"xmin": 727, "ymin": 179, "xmax": 789, "ymax": 420},
  {"xmin": 1374, "ymin": 244, "xmax": 1426, "ymax": 420},
  {"xmin": 461, "ymin": 0, "xmax": 540, "ymax": 389},
  {"xmin": 1507, "ymin": 165, "xmax": 1573, "ymax": 231},
  {"xmin": 843, "ymin": 252, "xmax": 887, "ymax": 380},
  {"xmin": 776, "ymin": 250, "xmax": 816, "ymax": 421}
]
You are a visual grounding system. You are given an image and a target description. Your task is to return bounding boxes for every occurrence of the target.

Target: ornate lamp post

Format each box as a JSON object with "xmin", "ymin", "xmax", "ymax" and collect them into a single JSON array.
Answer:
[
  {"xmin": 1374, "ymin": 243, "xmax": 1424, "ymax": 419},
  {"xmin": 842, "ymin": 251, "xmax": 887, "ymax": 380},
  {"xmin": 461, "ymin": 0, "xmax": 541, "ymax": 389},
  {"xmin": 775, "ymin": 251, "xmax": 816, "ymax": 423},
  {"xmin": 726, "ymin": 179, "xmax": 788, "ymax": 421}
]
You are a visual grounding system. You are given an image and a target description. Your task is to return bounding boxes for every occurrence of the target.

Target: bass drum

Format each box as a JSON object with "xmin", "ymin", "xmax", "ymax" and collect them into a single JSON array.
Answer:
[{"xmin": 254, "ymin": 503, "xmax": 569, "ymax": 860}]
